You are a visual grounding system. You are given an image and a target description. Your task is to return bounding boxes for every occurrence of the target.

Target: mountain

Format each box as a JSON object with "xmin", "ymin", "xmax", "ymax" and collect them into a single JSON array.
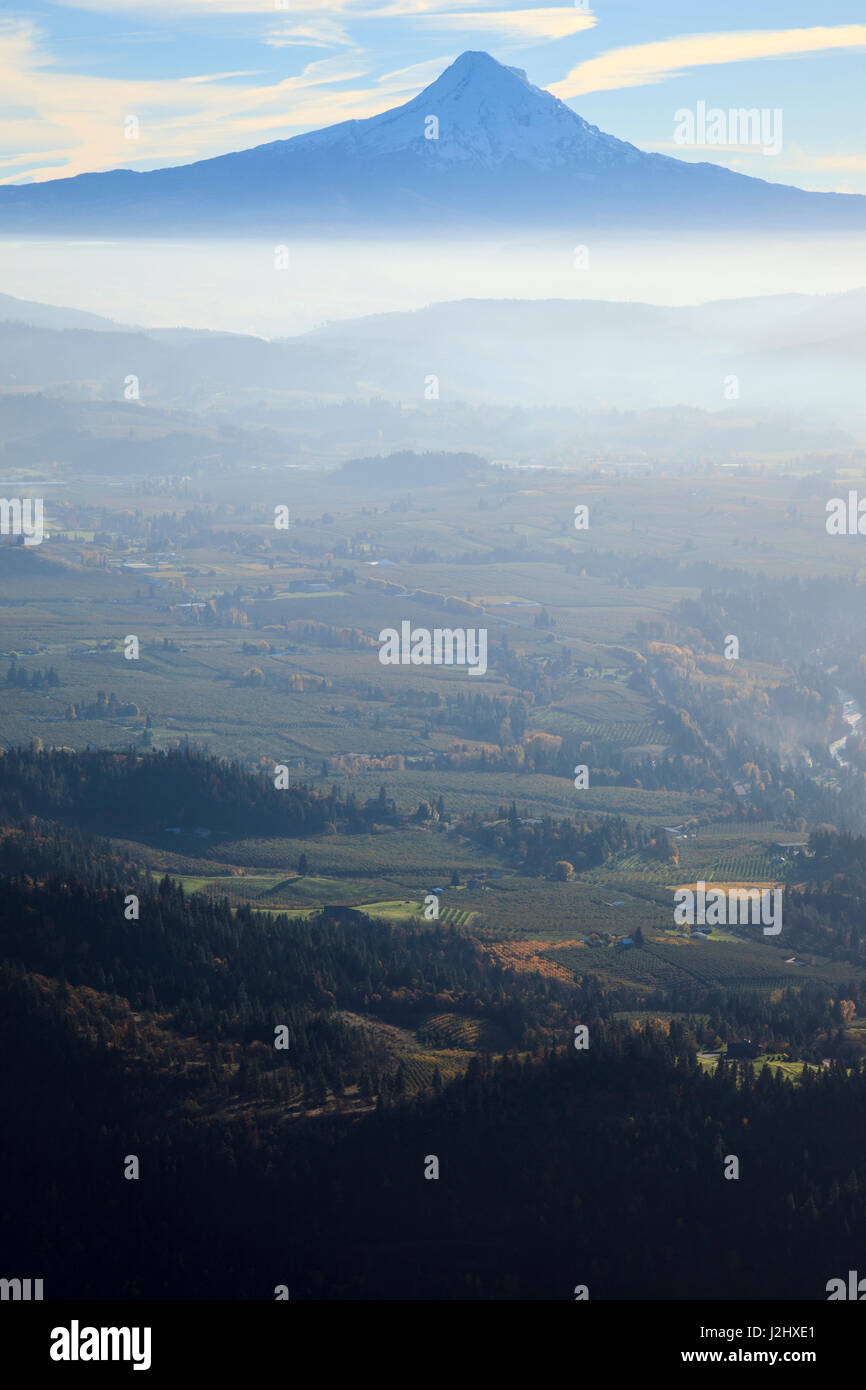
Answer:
[
  {"xmin": 0, "ymin": 292, "xmax": 127, "ymax": 332},
  {"xmin": 0, "ymin": 291, "xmax": 249, "ymax": 340},
  {"xmin": 290, "ymin": 292, "xmax": 866, "ymax": 422},
  {"xmin": 2, "ymin": 288, "xmax": 866, "ymax": 429},
  {"xmin": 1, "ymin": 51, "xmax": 865, "ymax": 235}
]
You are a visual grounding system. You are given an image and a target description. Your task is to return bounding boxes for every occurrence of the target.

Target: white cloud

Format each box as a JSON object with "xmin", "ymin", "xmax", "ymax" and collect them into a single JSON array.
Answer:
[
  {"xmin": 551, "ymin": 24, "xmax": 866, "ymax": 99},
  {"xmin": 54, "ymin": 0, "xmax": 507, "ymax": 12},
  {"xmin": 377, "ymin": 56, "xmax": 458, "ymax": 85},
  {"xmin": 422, "ymin": 8, "xmax": 595, "ymax": 42},
  {"xmin": 793, "ymin": 152, "xmax": 866, "ymax": 173},
  {"xmin": 181, "ymin": 70, "xmax": 264, "ymax": 83},
  {"xmin": 641, "ymin": 138, "xmax": 866, "ymax": 194},
  {"xmin": 55, "ymin": 0, "xmax": 345, "ymax": 12},
  {"xmin": 0, "ymin": 21, "xmax": 415, "ymax": 182},
  {"xmin": 266, "ymin": 19, "xmax": 356, "ymax": 48}
]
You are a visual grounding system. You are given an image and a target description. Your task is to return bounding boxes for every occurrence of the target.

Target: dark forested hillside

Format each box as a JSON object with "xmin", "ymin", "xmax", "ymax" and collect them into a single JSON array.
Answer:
[
  {"xmin": 4, "ymin": 968, "xmax": 866, "ymax": 1300},
  {"xmin": 0, "ymin": 746, "xmax": 375, "ymax": 839},
  {"xmin": 0, "ymin": 746, "xmax": 865, "ymax": 1299}
]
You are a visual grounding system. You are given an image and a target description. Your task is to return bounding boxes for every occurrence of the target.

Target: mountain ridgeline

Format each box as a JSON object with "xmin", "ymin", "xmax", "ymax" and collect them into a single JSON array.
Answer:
[
  {"xmin": 1, "ymin": 52, "xmax": 864, "ymax": 234},
  {"xmin": 2, "ymin": 290, "xmax": 865, "ymax": 426}
]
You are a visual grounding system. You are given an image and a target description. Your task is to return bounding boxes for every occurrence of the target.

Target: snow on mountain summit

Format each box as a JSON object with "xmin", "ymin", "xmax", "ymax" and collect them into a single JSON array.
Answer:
[
  {"xmin": 0, "ymin": 49, "xmax": 863, "ymax": 233},
  {"xmin": 293, "ymin": 50, "xmax": 641, "ymax": 170}
]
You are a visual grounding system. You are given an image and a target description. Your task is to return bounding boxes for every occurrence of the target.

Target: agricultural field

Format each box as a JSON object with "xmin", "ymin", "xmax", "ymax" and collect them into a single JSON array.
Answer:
[
  {"xmin": 546, "ymin": 931, "xmax": 866, "ymax": 993},
  {"xmin": 205, "ymin": 828, "xmax": 504, "ymax": 879},
  {"xmin": 414, "ymin": 1012, "xmax": 509, "ymax": 1051},
  {"xmin": 645, "ymin": 936, "xmax": 804, "ymax": 988},
  {"xmin": 697, "ymin": 1054, "xmax": 822, "ymax": 1081},
  {"xmin": 6, "ymin": 451, "xmax": 866, "ymax": 1079},
  {"xmin": 177, "ymin": 872, "xmax": 389, "ymax": 909},
  {"xmin": 135, "ymin": 818, "xmax": 817, "ymax": 954}
]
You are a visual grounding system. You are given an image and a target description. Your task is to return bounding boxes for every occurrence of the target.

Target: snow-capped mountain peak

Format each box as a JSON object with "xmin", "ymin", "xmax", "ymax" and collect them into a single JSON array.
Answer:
[
  {"xmin": 294, "ymin": 50, "xmax": 636, "ymax": 170},
  {"xmin": 0, "ymin": 50, "xmax": 863, "ymax": 233}
]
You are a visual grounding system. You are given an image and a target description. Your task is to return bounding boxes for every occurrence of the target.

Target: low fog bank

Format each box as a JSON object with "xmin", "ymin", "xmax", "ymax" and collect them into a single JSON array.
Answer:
[
  {"xmin": 1, "ymin": 285, "xmax": 865, "ymax": 435},
  {"xmin": 2, "ymin": 233, "xmax": 866, "ymax": 337}
]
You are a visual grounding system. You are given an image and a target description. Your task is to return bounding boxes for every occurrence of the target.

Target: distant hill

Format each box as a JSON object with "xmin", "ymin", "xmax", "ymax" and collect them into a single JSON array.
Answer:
[
  {"xmin": 0, "ymin": 292, "xmax": 125, "ymax": 332},
  {"xmin": 1, "ymin": 288, "xmax": 865, "ymax": 430},
  {"xmin": 339, "ymin": 450, "xmax": 488, "ymax": 486},
  {"xmin": 0, "ymin": 52, "xmax": 864, "ymax": 235}
]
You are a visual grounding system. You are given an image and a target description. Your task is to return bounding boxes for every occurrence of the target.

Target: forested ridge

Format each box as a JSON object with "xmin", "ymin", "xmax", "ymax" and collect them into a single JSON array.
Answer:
[
  {"xmin": 0, "ymin": 745, "xmax": 385, "ymax": 838},
  {"xmin": 5, "ymin": 745, "xmax": 866, "ymax": 1298},
  {"xmin": 4, "ymin": 974, "xmax": 866, "ymax": 1299}
]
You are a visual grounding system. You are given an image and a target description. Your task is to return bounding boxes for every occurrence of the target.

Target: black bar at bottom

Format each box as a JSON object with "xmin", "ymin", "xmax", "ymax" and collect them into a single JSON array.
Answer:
[{"xmin": 1, "ymin": 1299, "xmax": 857, "ymax": 1378}]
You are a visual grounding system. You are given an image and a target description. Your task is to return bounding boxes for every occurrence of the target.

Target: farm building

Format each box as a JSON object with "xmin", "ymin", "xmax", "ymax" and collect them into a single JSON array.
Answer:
[{"xmin": 726, "ymin": 1040, "xmax": 759, "ymax": 1060}]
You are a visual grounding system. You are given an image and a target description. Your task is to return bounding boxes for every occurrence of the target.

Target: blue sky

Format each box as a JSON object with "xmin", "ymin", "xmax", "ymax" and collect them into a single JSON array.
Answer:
[{"xmin": 3, "ymin": 1, "xmax": 866, "ymax": 192}]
